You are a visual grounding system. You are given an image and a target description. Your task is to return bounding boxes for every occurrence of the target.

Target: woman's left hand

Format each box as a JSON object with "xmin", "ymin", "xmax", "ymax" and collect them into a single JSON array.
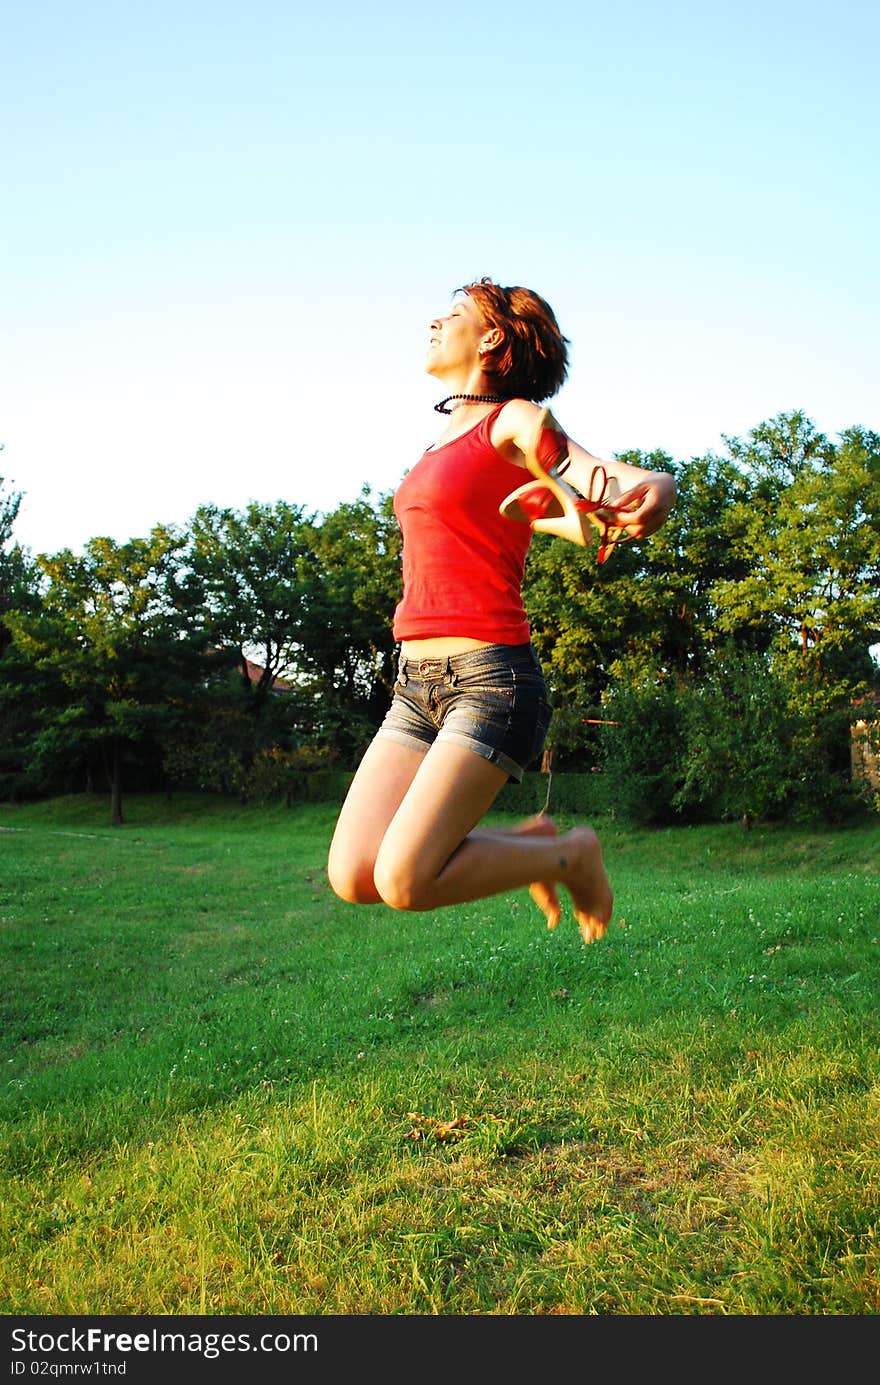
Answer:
[{"xmin": 609, "ymin": 471, "xmax": 677, "ymax": 540}]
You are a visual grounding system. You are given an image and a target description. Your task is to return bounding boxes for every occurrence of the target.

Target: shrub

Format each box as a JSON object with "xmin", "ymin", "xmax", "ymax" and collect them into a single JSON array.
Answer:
[{"xmin": 597, "ymin": 677, "xmax": 688, "ymax": 825}]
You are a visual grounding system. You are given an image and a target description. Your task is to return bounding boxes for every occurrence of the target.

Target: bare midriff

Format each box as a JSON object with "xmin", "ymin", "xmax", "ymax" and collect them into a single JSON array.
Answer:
[{"xmin": 400, "ymin": 636, "xmax": 492, "ymax": 658}]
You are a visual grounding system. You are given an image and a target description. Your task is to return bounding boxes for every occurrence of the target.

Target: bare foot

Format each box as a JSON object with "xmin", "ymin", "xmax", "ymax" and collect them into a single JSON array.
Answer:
[
  {"xmin": 558, "ymin": 825, "xmax": 614, "ymax": 944},
  {"xmin": 514, "ymin": 814, "xmax": 562, "ymax": 931}
]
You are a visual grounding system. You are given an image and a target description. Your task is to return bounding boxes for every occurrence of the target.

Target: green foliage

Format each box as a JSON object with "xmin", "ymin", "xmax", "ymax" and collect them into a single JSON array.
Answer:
[
  {"xmin": 1, "ymin": 415, "xmax": 878, "ymax": 828},
  {"xmin": 186, "ymin": 499, "xmax": 317, "ymax": 700},
  {"xmin": 600, "ymin": 652, "xmax": 868, "ymax": 828},
  {"xmin": 597, "ymin": 673, "xmax": 689, "ymax": 825},
  {"xmin": 299, "ymin": 487, "xmax": 401, "ymax": 747},
  {"xmin": 183, "ymin": 490, "xmax": 400, "ymax": 768},
  {"xmin": 495, "ymin": 770, "xmax": 614, "ymax": 817},
  {"xmin": 238, "ymin": 746, "xmax": 345, "ymax": 803},
  {"xmin": 673, "ymin": 652, "xmax": 800, "ymax": 823},
  {"xmin": 5, "ymin": 528, "xmax": 207, "ymax": 821},
  {"xmin": 712, "ymin": 417, "xmax": 880, "ymax": 684},
  {"xmin": 525, "ymin": 449, "xmax": 681, "ymax": 710},
  {"xmin": 0, "ymin": 477, "xmax": 41, "ymax": 643},
  {"xmin": 0, "ymin": 478, "xmax": 45, "ymax": 796}
]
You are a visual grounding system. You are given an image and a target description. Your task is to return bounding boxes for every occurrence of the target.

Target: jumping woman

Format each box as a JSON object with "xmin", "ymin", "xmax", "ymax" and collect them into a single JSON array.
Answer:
[{"xmin": 327, "ymin": 277, "xmax": 676, "ymax": 943}]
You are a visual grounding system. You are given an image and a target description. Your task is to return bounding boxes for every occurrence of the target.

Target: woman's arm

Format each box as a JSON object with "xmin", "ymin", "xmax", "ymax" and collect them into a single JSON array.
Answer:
[
  {"xmin": 493, "ymin": 399, "xmax": 677, "ymax": 541},
  {"xmin": 561, "ymin": 437, "xmax": 677, "ymax": 540}
]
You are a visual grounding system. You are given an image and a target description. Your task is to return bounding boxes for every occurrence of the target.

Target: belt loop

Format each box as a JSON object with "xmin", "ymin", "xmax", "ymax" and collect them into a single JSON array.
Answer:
[
  {"xmin": 446, "ymin": 655, "xmax": 458, "ymax": 686},
  {"xmin": 397, "ymin": 650, "xmax": 408, "ymax": 685}
]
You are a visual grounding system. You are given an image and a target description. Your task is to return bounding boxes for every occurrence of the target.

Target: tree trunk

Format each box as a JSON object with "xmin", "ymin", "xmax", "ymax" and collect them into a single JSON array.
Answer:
[{"xmin": 110, "ymin": 739, "xmax": 124, "ymax": 826}]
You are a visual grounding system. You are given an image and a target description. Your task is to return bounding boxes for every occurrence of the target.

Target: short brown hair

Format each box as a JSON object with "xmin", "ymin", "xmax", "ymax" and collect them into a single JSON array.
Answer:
[{"xmin": 456, "ymin": 276, "xmax": 570, "ymax": 402}]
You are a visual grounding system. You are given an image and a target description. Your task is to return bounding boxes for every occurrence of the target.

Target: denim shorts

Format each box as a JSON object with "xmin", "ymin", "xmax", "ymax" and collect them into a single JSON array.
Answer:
[{"xmin": 375, "ymin": 643, "xmax": 552, "ymax": 782}]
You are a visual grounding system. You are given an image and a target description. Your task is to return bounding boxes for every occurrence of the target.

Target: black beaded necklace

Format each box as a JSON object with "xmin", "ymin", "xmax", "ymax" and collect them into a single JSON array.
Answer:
[{"xmin": 433, "ymin": 392, "xmax": 506, "ymax": 415}]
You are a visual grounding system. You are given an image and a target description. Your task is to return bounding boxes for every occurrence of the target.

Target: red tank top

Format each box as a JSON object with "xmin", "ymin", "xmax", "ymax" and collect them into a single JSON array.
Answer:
[{"xmin": 392, "ymin": 403, "xmax": 533, "ymax": 644}]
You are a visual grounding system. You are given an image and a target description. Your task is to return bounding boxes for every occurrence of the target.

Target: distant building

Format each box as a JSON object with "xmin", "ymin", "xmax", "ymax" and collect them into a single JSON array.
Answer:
[
  {"xmin": 240, "ymin": 656, "xmax": 295, "ymax": 695},
  {"xmin": 205, "ymin": 647, "xmax": 295, "ymax": 695},
  {"xmin": 851, "ymin": 693, "xmax": 880, "ymax": 792}
]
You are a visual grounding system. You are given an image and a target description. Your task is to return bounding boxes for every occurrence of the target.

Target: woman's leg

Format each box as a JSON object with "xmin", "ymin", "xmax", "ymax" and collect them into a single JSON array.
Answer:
[
  {"xmin": 469, "ymin": 814, "xmax": 562, "ymax": 929},
  {"xmin": 371, "ymin": 739, "xmax": 612, "ymax": 942},
  {"xmin": 327, "ymin": 734, "xmax": 562, "ymax": 921},
  {"xmin": 327, "ymin": 735, "xmax": 427, "ymax": 904}
]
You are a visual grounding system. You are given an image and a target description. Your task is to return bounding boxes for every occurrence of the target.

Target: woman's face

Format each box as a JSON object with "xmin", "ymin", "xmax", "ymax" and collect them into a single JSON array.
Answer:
[{"xmin": 425, "ymin": 294, "xmax": 487, "ymax": 378}]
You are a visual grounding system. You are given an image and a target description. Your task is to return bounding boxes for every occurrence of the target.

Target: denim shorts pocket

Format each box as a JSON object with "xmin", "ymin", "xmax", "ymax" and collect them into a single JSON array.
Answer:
[{"xmin": 453, "ymin": 664, "xmax": 516, "ymax": 697}]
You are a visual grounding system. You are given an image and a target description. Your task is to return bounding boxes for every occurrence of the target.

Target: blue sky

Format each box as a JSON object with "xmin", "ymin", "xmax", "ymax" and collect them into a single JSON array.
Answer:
[{"xmin": 3, "ymin": 0, "xmax": 878, "ymax": 555}]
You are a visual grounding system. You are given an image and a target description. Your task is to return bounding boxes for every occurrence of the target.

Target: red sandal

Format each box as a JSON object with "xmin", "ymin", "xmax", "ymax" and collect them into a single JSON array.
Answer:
[{"xmin": 499, "ymin": 407, "xmax": 636, "ymax": 562}]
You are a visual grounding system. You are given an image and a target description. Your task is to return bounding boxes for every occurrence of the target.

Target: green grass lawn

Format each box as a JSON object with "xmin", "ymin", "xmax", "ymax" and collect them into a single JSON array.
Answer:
[{"xmin": 1, "ymin": 794, "xmax": 879, "ymax": 1315}]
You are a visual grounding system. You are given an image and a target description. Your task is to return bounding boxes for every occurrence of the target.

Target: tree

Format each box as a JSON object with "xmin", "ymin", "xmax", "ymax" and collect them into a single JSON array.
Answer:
[
  {"xmin": 0, "ymin": 476, "xmax": 40, "ymax": 649},
  {"xmin": 186, "ymin": 500, "xmax": 318, "ymax": 704},
  {"xmin": 596, "ymin": 671, "xmax": 688, "ymax": 825},
  {"xmin": 0, "ymin": 476, "xmax": 46, "ymax": 798},
  {"xmin": 523, "ymin": 450, "xmax": 682, "ymax": 766},
  {"xmin": 6, "ymin": 527, "xmax": 203, "ymax": 823},
  {"xmin": 297, "ymin": 488, "xmax": 401, "ymax": 758},
  {"xmin": 3, "ymin": 411, "xmax": 876, "ymax": 821},
  {"xmin": 177, "ymin": 500, "xmax": 325, "ymax": 787},
  {"xmin": 673, "ymin": 650, "xmax": 800, "ymax": 824},
  {"xmin": 711, "ymin": 417, "xmax": 880, "ymax": 800},
  {"xmin": 172, "ymin": 491, "xmax": 401, "ymax": 784},
  {"xmin": 638, "ymin": 451, "xmax": 755, "ymax": 673},
  {"xmin": 768, "ymin": 425, "xmax": 880, "ymax": 686},
  {"xmin": 599, "ymin": 415, "xmax": 880, "ymax": 823}
]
